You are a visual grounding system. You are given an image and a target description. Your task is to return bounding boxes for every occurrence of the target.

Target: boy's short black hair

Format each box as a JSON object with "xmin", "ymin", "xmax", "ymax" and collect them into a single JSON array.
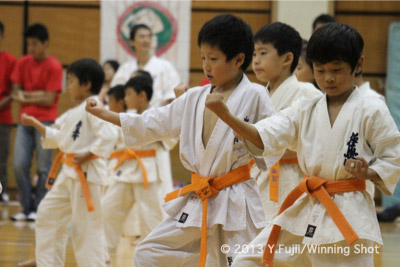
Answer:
[
  {"xmin": 125, "ymin": 75, "xmax": 153, "ymax": 101},
  {"xmin": 197, "ymin": 14, "xmax": 254, "ymax": 71},
  {"xmin": 0, "ymin": 21, "xmax": 4, "ymax": 36},
  {"xmin": 306, "ymin": 23, "xmax": 364, "ymax": 73},
  {"xmin": 300, "ymin": 39, "xmax": 308, "ymax": 57},
  {"xmin": 133, "ymin": 70, "xmax": 153, "ymax": 87},
  {"xmin": 312, "ymin": 14, "xmax": 336, "ymax": 30},
  {"xmin": 130, "ymin": 24, "xmax": 152, "ymax": 41},
  {"xmin": 254, "ymin": 22, "xmax": 302, "ymax": 73},
  {"xmin": 104, "ymin": 60, "xmax": 120, "ymax": 72},
  {"xmin": 67, "ymin": 58, "xmax": 105, "ymax": 94},
  {"xmin": 24, "ymin": 23, "xmax": 49, "ymax": 43},
  {"xmin": 107, "ymin": 85, "xmax": 125, "ymax": 101}
]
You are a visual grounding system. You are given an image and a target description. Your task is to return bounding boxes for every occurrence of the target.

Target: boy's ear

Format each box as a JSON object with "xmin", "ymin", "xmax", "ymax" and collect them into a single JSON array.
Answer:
[
  {"xmin": 139, "ymin": 90, "xmax": 147, "ymax": 100},
  {"xmin": 282, "ymin": 52, "xmax": 294, "ymax": 68},
  {"xmin": 233, "ymin": 53, "xmax": 245, "ymax": 69},
  {"xmin": 82, "ymin": 81, "xmax": 92, "ymax": 92},
  {"xmin": 43, "ymin": 40, "xmax": 49, "ymax": 49},
  {"xmin": 355, "ymin": 55, "xmax": 364, "ymax": 74}
]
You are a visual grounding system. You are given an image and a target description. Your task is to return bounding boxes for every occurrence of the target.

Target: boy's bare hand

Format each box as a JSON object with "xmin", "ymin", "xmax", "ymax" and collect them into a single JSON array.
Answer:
[
  {"xmin": 73, "ymin": 152, "xmax": 92, "ymax": 165},
  {"xmin": 344, "ymin": 157, "xmax": 369, "ymax": 179},
  {"xmin": 21, "ymin": 113, "xmax": 37, "ymax": 127},
  {"xmin": 205, "ymin": 93, "xmax": 229, "ymax": 118},
  {"xmin": 85, "ymin": 98, "xmax": 104, "ymax": 117},
  {"xmin": 174, "ymin": 83, "xmax": 189, "ymax": 98}
]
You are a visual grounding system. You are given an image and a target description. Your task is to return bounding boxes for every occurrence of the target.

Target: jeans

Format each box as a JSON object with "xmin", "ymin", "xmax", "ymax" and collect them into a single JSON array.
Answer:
[
  {"xmin": 0, "ymin": 124, "xmax": 12, "ymax": 194},
  {"xmin": 13, "ymin": 122, "xmax": 53, "ymax": 214}
]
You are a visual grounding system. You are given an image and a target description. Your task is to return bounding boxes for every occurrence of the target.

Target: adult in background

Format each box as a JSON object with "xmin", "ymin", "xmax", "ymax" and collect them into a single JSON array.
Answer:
[{"xmin": 10, "ymin": 23, "xmax": 63, "ymax": 221}]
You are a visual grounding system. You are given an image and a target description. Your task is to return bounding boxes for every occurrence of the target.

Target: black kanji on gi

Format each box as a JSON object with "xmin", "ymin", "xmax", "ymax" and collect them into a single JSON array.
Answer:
[
  {"xmin": 343, "ymin": 132, "xmax": 359, "ymax": 165},
  {"xmin": 72, "ymin": 121, "xmax": 82, "ymax": 141},
  {"xmin": 234, "ymin": 116, "xmax": 250, "ymax": 144}
]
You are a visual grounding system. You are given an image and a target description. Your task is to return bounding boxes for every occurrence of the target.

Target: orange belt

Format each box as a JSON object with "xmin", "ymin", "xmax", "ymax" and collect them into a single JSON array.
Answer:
[
  {"xmin": 109, "ymin": 149, "xmax": 156, "ymax": 189},
  {"xmin": 165, "ymin": 160, "xmax": 255, "ymax": 267},
  {"xmin": 46, "ymin": 152, "xmax": 99, "ymax": 212},
  {"xmin": 269, "ymin": 158, "xmax": 299, "ymax": 202},
  {"xmin": 263, "ymin": 176, "xmax": 366, "ymax": 266}
]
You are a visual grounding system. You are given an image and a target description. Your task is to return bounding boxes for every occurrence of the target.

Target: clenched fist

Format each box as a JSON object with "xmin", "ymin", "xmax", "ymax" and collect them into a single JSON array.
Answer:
[
  {"xmin": 174, "ymin": 82, "xmax": 189, "ymax": 98},
  {"xmin": 205, "ymin": 93, "xmax": 229, "ymax": 118},
  {"xmin": 85, "ymin": 97, "xmax": 104, "ymax": 117}
]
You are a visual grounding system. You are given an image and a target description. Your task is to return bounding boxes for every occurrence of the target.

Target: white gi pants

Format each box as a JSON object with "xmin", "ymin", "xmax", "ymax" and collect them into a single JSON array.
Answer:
[
  {"xmin": 102, "ymin": 181, "xmax": 163, "ymax": 251},
  {"xmin": 35, "ymin": 172, "xmax": 106, "ymax": 267},
  {"xmin": 134, "ymin": 211, "xmax": 261, "ymax": 267}
]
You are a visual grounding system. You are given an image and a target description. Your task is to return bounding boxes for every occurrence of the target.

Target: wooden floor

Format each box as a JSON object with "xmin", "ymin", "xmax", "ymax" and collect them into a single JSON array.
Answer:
[{"xmin": 0, "ymin": 203, "xmax": 399, "ymax": 267}]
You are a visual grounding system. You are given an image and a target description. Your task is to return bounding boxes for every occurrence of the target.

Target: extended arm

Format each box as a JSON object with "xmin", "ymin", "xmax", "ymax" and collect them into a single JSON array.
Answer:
[
  {"xmin": 85, "ymin": 98, "xmax": 121, "ymax": 126},
  {"xmin": 21, "ymin": 114, "xmax": 46, "ymax": 136}
]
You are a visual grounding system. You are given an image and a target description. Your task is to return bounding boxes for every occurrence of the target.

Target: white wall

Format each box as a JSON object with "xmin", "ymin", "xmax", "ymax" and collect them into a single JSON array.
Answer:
[{"xmin": 273, "ymin": 0, "xmax": 332, "ymax": 40}]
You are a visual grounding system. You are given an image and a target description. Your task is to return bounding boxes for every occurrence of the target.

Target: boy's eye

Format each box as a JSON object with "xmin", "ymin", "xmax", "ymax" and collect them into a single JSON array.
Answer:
[
  {"xmin": 201, "ymin": 57, "xmax": 205, "ymax": 61},
  {"xmin": 210, "ymin": 58, "xmax": 217, "ymax": 61},
  {"xmin": 261, "ymin": 52, "xmax": 267, "ymax": 55},
  {"xmin": 333, "ymin": 68, "xmax": 343, "ymax": 72},
  {"xmin": 316, "ymin": 70, "xmax": 324, "ymax": 73}
]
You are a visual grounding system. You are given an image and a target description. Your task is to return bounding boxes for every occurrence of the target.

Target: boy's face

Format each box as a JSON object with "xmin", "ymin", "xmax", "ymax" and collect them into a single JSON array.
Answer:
[
  {"xmin": 200, "ymin": 43, "xmax": 241, "ymax": 87},
  {"xmin": 66, "ymin": 73, "xmax": 89, "ymax": 103},
  {"xmin": 130, "ymin": 28, "xmax": 152, "ymax": 55},
  {"xmin": 108, "ymin": 95, "xmax": 124, "ymax": 113},
  {"xmin": 124, "ymin": 87, "xmax": 142, "ymax": 110},
  {"xmin": 295, "ymin": 56, "xmax": 314, "ymax": 83},
  {"xmin": 313, "ymin": 60, "xmax": 358, "ymax": 97},
  {"xmin": 26, "ymin": 37, "xmax": 48, "ymax": 60},
  {"xmin": 252, "ymin": 41, "xmax": 287, "ymax": 83},
  {"xmin": 103, "ymin": 63, "xmax": 116, "ymax": 82}
]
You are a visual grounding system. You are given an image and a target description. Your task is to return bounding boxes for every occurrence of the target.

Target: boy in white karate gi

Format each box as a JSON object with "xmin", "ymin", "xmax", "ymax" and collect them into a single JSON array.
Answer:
[
  {"xmin": 206, "ymin": 23, "xmax": 400, "ymax": 267},
  {"xmin": 251, "ymin": 22, "xmax": 322, "ymax": 222},
  {"xmin": 86, "ymin": 14, "xmax": 277, "ymax": 267},
  {"xmin": 112, "ymin": 25, "xmax": 177, "ymax": 233},
  {"xmin": 102, "ymin": 75, "xmax": 164, "ymax": 253},
  {"xmin": 20, "ymin": 59, "xmax": 117, "ymax": 267}
]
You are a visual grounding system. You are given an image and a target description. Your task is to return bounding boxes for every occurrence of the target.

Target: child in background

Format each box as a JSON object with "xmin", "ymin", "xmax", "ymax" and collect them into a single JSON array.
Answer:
[
  {"xmin": 294, "ymin": 39, "xmax": 314, "ymax": 84},
  {"xmin": 102, "ymin": 75, "xmax": 164, "ymax": 255},
  {"xmin": 250, "ymin": 22, "xmax": 322, "ymax": 222},
  {"xmin": 20, "ymin": 58, "xmax": 117, "ymax": 267},
  {"xmin": 99, "ymin": 59, "xmax": 120, "ymax": 104}
]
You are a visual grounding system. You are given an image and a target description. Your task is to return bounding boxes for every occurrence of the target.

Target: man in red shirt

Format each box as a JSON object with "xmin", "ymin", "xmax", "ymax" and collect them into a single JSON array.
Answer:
[
  {"xmin": 0, "ymin": 21, "xmax": 17, "ymax": 203},
  {"xmin": 10, "ymin": 23, "xmax": 62, "ymax": 221}
]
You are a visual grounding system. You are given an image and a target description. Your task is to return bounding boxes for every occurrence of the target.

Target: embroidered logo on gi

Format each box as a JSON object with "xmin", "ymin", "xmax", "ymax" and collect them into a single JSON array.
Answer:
[
  {"xmin": 305, "ymin": 224, "xmax": 317, "ymax": 238},
  {"xmin": 72, "ymin": 121, "xmax": 82, "ymax": 141},
  {"xmin": 234, "ymin": 116, "xmax": 250, "ymax": 144},
  {"xmin": 178, "ymin": 212, "xmax": 188, "ymax": 223},
  {"xmin": 343, "ymin": 132, "xmax": 359, "ymax": 165},
  {"xmin": 116, "ymin": 170, "xmax": 122, "ymax": 176},
  {"xmin": 227, "ymin": 256, "xmax": 233, "ymax": 266}
]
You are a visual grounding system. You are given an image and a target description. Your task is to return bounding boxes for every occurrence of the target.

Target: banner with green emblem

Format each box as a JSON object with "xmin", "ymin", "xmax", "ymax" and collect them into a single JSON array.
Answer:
[{"xmin": 100, "ymin": 0, "xmax": 191, "ymax": 83}]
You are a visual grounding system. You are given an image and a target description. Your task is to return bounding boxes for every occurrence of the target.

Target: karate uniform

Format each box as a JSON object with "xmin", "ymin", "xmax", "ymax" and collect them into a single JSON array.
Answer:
[
  {"xmin": 358, "ymin": 81, "xmax": 385, "ymax": 101},
  {"xmin": 233, "ymin": 88, "xmax": 400, "ymax": 267},
  {"xmin": 119, "ymin": 75, "xmax": 276, "ymax": 266},
  {"xmin": 36, "ymin": 97, "xmax": 117, "ymax": 267},
  {"xmin": 252, "ymin": 75, "xmax": 322, "ymax": 222},
  {"xmin": 102, "ymin": 125, "xmax": 164, "ymax": 251},
  {"xmin": 111, "ymin": 55, "xmax": 179, "ymax": 230}
]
